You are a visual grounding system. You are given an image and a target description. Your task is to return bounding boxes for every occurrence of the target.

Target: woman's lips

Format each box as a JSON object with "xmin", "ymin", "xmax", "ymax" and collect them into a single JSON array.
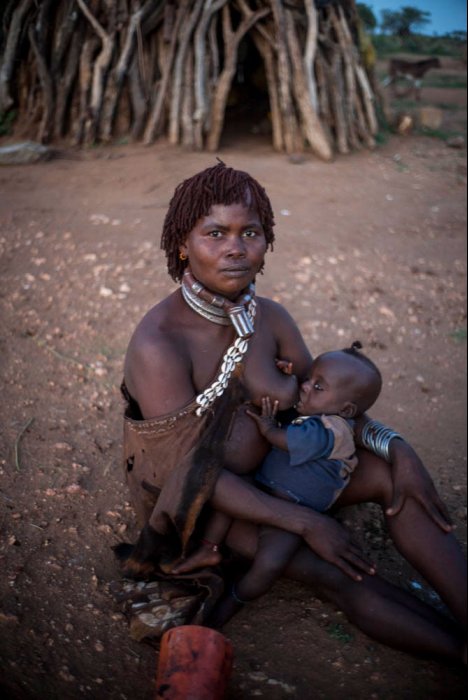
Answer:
[{"xmin": 221, "ymin": 267, "xmax": 250, "ymax": 277}]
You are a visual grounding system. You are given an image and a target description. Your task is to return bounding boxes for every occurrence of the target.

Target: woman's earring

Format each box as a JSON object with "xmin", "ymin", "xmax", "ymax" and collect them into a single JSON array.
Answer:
[{"xmin": 179, "ymin": 252, "xmax": 188, "ymax": 261}]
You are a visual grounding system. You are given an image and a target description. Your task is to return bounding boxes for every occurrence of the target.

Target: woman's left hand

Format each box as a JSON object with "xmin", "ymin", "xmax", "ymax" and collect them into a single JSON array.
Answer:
[{"xmin": 387, "ymin": 439, "xmax": 453, "ymax": 532}]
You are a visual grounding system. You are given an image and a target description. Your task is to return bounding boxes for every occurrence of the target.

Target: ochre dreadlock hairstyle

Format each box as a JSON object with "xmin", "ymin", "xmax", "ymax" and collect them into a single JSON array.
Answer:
[{"xmin": 161, "ymin": 160, "xmax": 276, "ymax": 282}]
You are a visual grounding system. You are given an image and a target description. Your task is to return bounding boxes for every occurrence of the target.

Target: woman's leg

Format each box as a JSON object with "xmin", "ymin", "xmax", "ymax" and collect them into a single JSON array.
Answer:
[
  {"xmin": 225, "ymin": 520, "xmax": 465, "ymax": 660},
  {"xmin": 336, "ymin": 449, "xmax": 467, "ymax": 629}
]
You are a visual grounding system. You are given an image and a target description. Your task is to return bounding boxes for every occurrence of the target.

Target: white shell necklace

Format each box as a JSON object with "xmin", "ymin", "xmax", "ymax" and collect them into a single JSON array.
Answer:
[{"xmin": 181, "ymin": 271, "xmax": 256, "ymax": 416}]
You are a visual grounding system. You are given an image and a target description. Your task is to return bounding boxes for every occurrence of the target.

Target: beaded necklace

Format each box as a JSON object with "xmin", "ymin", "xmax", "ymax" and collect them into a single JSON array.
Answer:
[{"xmin": 181, "ymin": 269, "xmax": 256, "ymax": 416}]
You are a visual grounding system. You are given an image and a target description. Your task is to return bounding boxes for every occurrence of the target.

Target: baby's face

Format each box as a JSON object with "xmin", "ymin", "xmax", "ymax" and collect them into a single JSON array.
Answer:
[{"xmin": 295, "ymin": 354, "xmax": 358, "ymax": 417}]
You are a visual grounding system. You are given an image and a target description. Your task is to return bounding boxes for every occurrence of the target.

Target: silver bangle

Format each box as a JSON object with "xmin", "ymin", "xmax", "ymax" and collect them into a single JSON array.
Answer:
[{"xmin": 361, "ymin": 420, "xmax": 403, "ymax": 462}]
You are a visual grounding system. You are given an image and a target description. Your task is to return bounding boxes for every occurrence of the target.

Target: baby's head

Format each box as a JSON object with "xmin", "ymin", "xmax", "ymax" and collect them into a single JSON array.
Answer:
[{"xmin": 296, "ymin": 342, "xmax": 382, "ymax": 419}]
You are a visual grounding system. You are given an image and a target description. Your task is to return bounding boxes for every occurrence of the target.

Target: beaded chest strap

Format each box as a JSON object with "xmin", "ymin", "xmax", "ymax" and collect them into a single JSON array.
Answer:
[{"xmin": 181, "ymin": 270, "xmax": 256, "ymax": 416}]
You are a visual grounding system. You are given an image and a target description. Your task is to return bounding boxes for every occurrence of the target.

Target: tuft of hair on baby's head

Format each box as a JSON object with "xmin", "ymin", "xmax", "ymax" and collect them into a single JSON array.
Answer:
[{"xmin": 341, "ymin": 340, "xmax": 382, "ymax": 413}]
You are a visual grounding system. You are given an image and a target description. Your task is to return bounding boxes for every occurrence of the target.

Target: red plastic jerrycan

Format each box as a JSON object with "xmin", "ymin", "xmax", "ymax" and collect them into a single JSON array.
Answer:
[{"xmin": 155, "ymin": 625, "xmax": 233, "ymax": 699}]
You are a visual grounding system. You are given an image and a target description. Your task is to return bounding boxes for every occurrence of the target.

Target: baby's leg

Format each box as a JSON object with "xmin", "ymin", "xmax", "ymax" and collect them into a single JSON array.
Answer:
[
  {"xmin": 208, "ymin": 527, "xmax": 301, "ymax": 628},
  {"xmin": 172, "ymin": 476, "xmax": 258, "ymax": 574},
  {"xmin": 171, "ymin": 510, "xmax": 231, "ymax": 573},
  {"xmin": 236, "ymin": 527, "xmax": 302, "ymax": 600}
]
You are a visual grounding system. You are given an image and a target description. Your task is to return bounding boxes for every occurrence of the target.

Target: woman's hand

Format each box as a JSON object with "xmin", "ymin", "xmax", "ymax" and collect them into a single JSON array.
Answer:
[
  {"xmin": 212, "ymin": 471, "xmax": 374, "ymax": 581},
  {"xmin": 302, "ymin": 513, "xmax": 376, "ymax": 582},
  {"xmin": 387, "ymin": 439, "xmax": 453, "ymax": 532}
]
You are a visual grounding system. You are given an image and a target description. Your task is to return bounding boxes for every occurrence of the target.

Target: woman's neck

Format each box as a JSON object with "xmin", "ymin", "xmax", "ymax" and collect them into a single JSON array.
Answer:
[{"xmin": 181, "ymin": 269, "xmax": 255, "ymax": 339}]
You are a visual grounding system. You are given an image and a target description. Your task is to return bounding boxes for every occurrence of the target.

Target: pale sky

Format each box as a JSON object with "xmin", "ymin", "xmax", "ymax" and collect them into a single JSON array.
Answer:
[{"xmin": 368, "ymin": 1, "xmax": 467, "ymax": 34}]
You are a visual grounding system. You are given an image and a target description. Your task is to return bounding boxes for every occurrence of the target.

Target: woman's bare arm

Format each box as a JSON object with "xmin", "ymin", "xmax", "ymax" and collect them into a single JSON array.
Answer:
[
  {"xmin": 266, "ymin": 299, "xmax": 313, "ymax": 380},
  {"xmin": 211, "ymin": 470, "xmax": 375, "ymax": 581},
  {"xmin": 354, "ymin": 414, "xmax": 452, "ymax": 532},
  {"xmin": 125, "ymin": 330, "xmax": 195, "ymax": 418}
]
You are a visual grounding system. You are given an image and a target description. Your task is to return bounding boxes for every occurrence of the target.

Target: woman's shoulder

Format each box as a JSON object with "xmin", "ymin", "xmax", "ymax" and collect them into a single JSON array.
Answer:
[
  {"xmin": 126, "ymin": 291, "xmax": 188, "ymax": 367},
  {"xmin": 256, "ymin": 295, "xmax": 302, "ymax": 329},
  {"xmin": 132, "ymin": 290, "xmax": 181, "ymax": 337},
  {"xmin": 124, "ymin": 291, "xmax": 195, "ymax": 416}
]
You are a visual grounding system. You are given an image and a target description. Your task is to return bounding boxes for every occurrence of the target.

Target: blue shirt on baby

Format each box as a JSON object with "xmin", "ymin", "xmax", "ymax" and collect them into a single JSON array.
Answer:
[{"xmin": 255, "ymin": 415, "xmax": 357, "ymax": 512}]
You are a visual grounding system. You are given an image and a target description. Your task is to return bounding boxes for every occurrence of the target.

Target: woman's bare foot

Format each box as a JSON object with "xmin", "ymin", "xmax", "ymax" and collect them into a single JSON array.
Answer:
[{"xmin": 171, "ymin": 543, "xmax": 222, "ymax": 574}]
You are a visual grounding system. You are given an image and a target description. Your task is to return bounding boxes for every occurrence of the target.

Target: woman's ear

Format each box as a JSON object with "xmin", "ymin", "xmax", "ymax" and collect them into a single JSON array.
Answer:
[
  {"xmin": 179, "ymin": 243, "xmax": 188, "ymax": 259},
  {"xmin": 339, "ymin": 402, "xmax": 357, "ymax": 419}
]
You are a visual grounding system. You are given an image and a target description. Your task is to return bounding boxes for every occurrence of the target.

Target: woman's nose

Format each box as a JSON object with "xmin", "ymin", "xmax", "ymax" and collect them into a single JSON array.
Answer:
[{"xmin": 225, "ymin": 236, "xmax": 246, "ymax": 258}]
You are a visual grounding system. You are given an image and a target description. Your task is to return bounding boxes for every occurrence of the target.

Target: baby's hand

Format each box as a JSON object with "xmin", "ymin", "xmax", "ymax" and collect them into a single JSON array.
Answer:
[
  {"xmin": 246, "ymin": 397, "xmax": 280, "ymax": 437},
  {"xmin": 275, "ymin": 358, "xmax": 293, "ymax": 375}
]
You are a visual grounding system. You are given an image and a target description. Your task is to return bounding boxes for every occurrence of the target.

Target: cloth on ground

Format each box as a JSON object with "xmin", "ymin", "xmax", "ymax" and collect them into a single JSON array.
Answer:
[{"xmin": 109, "ymin": 570, "xmax": 225, "ymax": 643}]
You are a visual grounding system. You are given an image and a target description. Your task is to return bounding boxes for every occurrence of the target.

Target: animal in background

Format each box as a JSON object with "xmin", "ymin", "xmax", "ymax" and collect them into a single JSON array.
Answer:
[{"xmin": 382, "ymin": 57, "xmax": 441, "ymax": 100}]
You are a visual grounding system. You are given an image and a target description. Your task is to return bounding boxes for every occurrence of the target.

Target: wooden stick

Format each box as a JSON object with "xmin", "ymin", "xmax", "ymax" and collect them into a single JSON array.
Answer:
[
  {"xmin": 181, "ymin": 46, "xmax": 195, "ymax": 147},
  {"xmin": 284, "ymin": 8, "xmax": 332, "ymax": 160},
  {"xmin": 54, "ymin": 25, "xmax": 82, "ymax": 139},
  {"xmin": 129, "ymin": 53, "xmax": 148, "ymax": 140},
  {"xmin": 74, "ymin": 36, "xmax": 99, "ymax": 146},
  {"xmin": 14, "ymin": 418, "xmax": 34, "ymax": 472},
  {"xmin": 207, "ymin": 3, "xmax": 270, "ymax": 152},
  {"xmin": 0, "ymin": 0, "xmax": 34, "ymax": 113},
  {"xmin": 27, "ymin": 24, "xmax": 54, "ymax": 143},
  {"xmin": 76, "ymin": 0, "xmax": 115, "ymax": 144},
  {"xmin": 270, "ymin": 0, "xmax": 302, "ymax": 154},
  {"xmin": 304, "ymin": 0, "xmax": 319, "ymax": 113},
  {"xmin": 143, "ymin": 1, "xmax": 187, "ymax": 144},
  {"xmin": 252, "ymin": 28, "xmax": 284, "ymax": 152},
  {"xmin": 100, "ymin": 2, "xmax": 149, "ymax": 142},
  {"xmin": 168, "ymin": 0, "xmax": 204, "ymax": 145},
  {"xmin": 193, "ymin": 0, "xmax": 229, "ymax": 150}
]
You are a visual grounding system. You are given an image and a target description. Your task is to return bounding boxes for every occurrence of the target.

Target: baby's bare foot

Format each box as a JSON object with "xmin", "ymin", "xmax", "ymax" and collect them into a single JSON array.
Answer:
[{"xmin": 172, "ymin": 544, "xmax": 222, "ymax": 574}]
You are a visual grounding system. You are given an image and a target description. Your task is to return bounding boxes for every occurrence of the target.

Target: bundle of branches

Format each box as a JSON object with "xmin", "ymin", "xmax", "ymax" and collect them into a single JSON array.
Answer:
[{"xmin": 0, "ymin": 0, "xmax": 378, "ymax": 159}]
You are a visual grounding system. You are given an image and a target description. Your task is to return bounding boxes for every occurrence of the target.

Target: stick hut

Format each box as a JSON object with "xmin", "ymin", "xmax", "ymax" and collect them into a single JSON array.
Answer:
[{"xmin": 0, "ymin": 0, "xmax": 378, "ymax": 159}]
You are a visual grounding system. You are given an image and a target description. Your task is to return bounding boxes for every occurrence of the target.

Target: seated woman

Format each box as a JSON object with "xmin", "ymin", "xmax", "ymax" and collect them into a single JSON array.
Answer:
[{"xmin": 121, "ymin": 162, "xmax": 466, "ymax": 662}]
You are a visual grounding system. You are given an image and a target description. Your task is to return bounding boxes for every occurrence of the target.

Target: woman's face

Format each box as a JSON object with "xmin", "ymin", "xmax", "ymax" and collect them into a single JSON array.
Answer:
[{"xmin": 180, "ymin": 202, "xmax": 267, "ymax": 299}]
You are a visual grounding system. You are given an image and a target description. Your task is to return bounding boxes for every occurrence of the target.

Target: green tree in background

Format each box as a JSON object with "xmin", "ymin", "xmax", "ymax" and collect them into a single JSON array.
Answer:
[
  {"xmin": 381, "ymin": 5, "xmax": 431, "ymax": 37},
  {"xmin": 357, "ymin": 3, "xmax": 378, "ymax": 32}
]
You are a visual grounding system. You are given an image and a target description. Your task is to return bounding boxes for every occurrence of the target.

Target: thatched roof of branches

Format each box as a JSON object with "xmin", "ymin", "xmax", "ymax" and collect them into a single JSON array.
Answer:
[{"xmin": 0, "ymin": 0, "xmax": 378, "ymax": 159}]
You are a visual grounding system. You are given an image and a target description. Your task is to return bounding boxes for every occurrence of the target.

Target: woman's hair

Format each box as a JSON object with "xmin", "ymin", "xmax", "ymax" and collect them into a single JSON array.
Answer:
[{"xmin": 161, "ymin": 161, "xmax": 275, "ymax": 281}]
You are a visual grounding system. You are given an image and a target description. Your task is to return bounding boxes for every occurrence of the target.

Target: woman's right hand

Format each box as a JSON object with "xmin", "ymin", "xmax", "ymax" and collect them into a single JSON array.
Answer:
[
  {"xmin": 212, "ymin": 471, "xmax": 375, "ymax": 582},
  {"xmin": 302, "ymin": 513, "xmax": 376, "ymax": 582}
]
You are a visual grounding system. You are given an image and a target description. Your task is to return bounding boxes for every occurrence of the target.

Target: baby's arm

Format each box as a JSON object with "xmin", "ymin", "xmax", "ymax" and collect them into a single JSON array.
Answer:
[{"xmin": 246, "ymin": 397, "xmax": 288, "ymax": 451}]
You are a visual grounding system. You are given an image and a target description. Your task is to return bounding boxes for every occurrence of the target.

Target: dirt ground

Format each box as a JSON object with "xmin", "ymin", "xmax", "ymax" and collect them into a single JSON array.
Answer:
[{"xmin": 0, "ymin": 57, "xmax": 467, "ymax": 699}]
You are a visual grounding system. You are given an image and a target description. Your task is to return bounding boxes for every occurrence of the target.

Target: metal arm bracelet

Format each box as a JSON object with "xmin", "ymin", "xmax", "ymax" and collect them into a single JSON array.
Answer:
[{"xmin": 361, "ymin": 419, "xmax": 403, "ymax": 462}]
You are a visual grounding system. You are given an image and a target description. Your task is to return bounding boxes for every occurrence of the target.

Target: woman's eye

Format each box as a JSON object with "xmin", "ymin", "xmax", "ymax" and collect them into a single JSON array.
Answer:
[
  {"xmin": 208, "ymin": 230, "xmax": 223, "ymax": 238},
  {"xmin": 243, "ymin": 230, "xmax": 257, "ymax": 238},
  {"xmin": 314, "ymin": 382, "xmax": 323, "ymax": 391}
]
